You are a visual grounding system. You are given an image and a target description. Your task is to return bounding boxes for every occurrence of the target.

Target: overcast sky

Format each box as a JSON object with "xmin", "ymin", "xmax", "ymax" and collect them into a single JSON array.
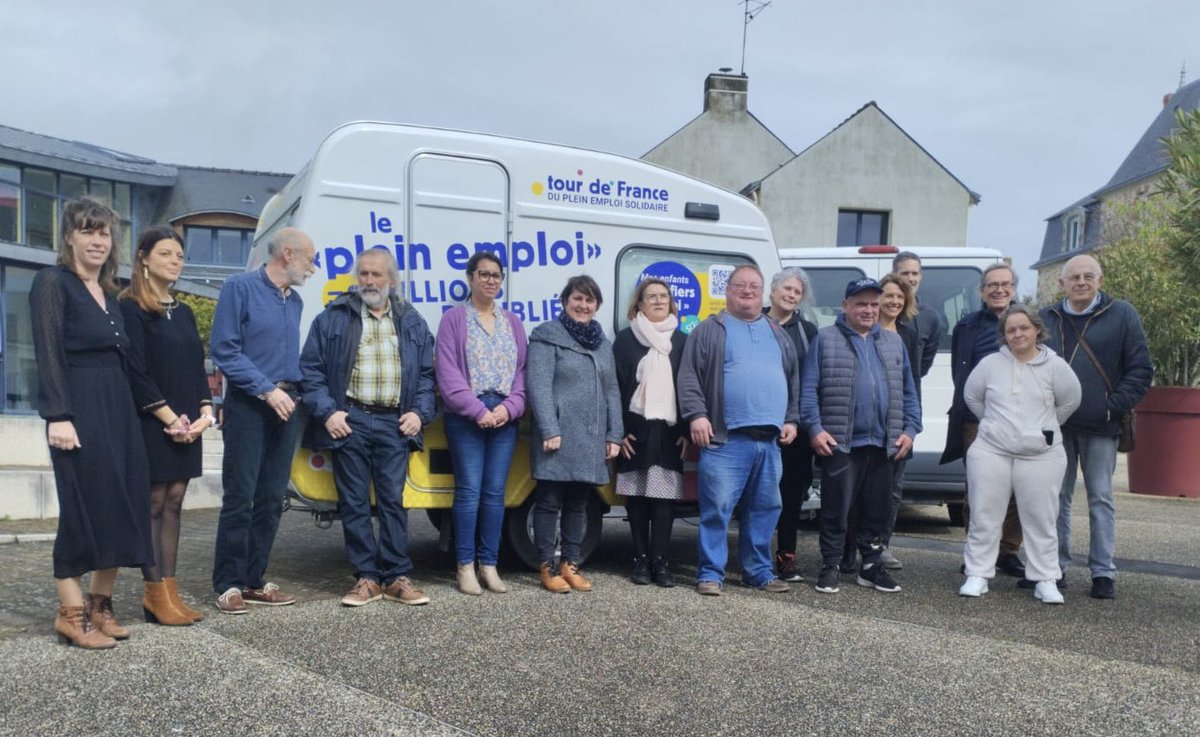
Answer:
[{"xmin": 4, "ymin": 1, "xmax": 1197, "ymax": 290}]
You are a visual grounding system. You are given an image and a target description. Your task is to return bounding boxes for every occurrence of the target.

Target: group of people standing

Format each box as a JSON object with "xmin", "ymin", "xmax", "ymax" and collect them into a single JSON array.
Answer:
[
  {"xmin": 33, "ymin": 197, "xmax": 1151, "ymax": 650},
  {"xmin": 32, "ymin": 199, "xmax": 218, "ymax": 648},
  {"xmin": 945, "ymin": 256, "xmax": 1151, "ymax": 603}
]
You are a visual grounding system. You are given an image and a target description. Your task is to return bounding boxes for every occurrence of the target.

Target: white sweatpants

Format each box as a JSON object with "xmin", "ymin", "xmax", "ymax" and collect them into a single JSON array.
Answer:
[{"xmin": 963, "ymin": 442, "xmax": 1065, "ymax": 582}]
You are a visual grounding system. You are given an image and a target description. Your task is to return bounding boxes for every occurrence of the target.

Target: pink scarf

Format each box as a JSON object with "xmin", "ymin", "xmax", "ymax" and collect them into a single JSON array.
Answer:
[{"xmin": 629, "ymin": 311, "xmax": 678, "ymax": 425}]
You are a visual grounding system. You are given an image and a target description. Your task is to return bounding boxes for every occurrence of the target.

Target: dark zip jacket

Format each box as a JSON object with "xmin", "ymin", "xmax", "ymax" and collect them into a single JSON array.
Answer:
[{"xmin": 300, "ymin": 291, "xmax": 436, "ymax": 451}]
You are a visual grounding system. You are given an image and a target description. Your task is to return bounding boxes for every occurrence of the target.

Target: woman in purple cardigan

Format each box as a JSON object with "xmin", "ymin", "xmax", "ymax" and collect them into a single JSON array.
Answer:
[{"xmin": 435, "ymin": 252, "xmax": 528, "ymax": 595}]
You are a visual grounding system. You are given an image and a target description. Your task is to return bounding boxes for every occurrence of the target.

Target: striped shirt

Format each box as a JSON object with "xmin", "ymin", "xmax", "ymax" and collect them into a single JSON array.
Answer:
[{"xmin": 347, "ymin": 302, "xmax": 402, "ymax": 407}]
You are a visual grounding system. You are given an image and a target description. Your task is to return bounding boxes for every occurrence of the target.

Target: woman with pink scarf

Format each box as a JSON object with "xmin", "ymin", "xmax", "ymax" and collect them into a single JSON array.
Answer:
[{"xmin": 612, "ymin": 278, "xmax": 688, "ymax": 587}]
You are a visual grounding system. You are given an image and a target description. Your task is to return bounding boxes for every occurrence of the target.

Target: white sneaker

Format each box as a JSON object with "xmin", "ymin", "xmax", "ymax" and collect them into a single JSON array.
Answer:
[
  {"xmin": 958, "ymin": 576, "xmax": 988, "ymax": 597},
  {"xmin": 1034, "ymin": 580, "xmax": 1065, "ymax": 605}
]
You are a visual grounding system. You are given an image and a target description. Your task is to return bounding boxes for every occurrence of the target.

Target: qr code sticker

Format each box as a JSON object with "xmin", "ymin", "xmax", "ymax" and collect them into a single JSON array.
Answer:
[{"xmin": 709, "ymin": 264, "xmax": 734, "ymax": 298}]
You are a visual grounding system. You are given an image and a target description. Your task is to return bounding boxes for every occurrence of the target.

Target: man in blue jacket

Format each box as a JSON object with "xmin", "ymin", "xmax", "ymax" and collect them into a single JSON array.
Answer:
[
  {"xmin": 1041, "ymin": 254, "xmax": 1151, "ymax": 600},
  {"xmin": 802, "ymin": 278, "xmax": 922, "ymax": 595},
  {"xmin": 301, "ymin": 249, "xmax": 436, "ymax": 608}
]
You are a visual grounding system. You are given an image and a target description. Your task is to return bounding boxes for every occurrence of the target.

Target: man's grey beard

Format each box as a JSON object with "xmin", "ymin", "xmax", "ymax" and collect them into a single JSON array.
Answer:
[{"xmin": 360, "ymin": 287, "xmax": 388, "ymax": 309}]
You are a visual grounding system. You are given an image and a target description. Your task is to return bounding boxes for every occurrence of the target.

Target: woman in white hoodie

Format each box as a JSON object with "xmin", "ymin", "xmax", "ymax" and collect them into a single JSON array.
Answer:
[{"xmin": 959, "ymin": 305, "xmax": 1081, "ymax": 604}]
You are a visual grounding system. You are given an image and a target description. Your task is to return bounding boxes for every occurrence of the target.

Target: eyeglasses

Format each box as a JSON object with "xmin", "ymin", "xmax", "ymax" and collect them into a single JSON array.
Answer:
[
  {"xmin": 984, "ymin": 281, "xmax": 1014, "ymax": 291},
  {"xmin": 1064, "ymin": 273, "xmax": 1099, "ymax": 284},
  {"xmin": 474, "ymin": 271, "xmax": 503, "ymax": 282},
  {"xmin": 728, "ymin": 282, "xmax": 763, "ymax": 294}
]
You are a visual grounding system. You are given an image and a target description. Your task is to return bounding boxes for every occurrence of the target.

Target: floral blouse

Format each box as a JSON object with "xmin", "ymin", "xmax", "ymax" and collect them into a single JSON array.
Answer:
[{"xmin": 466, "ymin": 302, "xmax": 518, "ymax": 396}]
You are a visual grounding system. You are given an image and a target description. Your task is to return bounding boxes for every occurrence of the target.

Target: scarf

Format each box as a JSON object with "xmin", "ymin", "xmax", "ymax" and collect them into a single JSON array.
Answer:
[
  {"xmin": 629, "ymin": 311, "xmax": 679, "ymax": 425},
  {"xmin": 559, "ymin": 310, "xmax": 605, "ymax": 350}
]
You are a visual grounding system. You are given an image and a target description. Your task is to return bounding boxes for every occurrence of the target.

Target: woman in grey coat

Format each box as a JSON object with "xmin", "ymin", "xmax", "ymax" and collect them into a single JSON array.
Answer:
[{"xmin": 527, "ymin": 275, "xmax": 623, "ymax": 593}]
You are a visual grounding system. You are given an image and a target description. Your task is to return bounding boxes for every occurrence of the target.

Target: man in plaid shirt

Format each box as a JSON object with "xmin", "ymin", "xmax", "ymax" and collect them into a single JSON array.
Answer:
[{"xmin": 300, "ymin": 249, "xmax": 436, "ymax": 607}]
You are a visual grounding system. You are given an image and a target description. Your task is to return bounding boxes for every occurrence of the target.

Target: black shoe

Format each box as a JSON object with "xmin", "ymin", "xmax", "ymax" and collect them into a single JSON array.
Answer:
[
  {"xmin": 775, "ymin": 551, "xmax": 804, "ymax": 583},
  {"xmin": 1018, "ymin": 577, "xmax": 1066, "ymax": 590},
  {"xmin": 630, "ymin": 556, "xmax": 651, "ymax": 585},
  {"xmin": 857, "ymin": 563, "xmax": 901, "ymax": 593},
  {"xmin": 1090, "ymin": 576, "xmax": 1116, "ymax": 600},
  {"xmin": 651, "ymin": 557, "xmax": 675, "ymax": 588},
  {"xmin": 815, "ymin": 566, "xmax": 840, "ymax": 594},
  {"xmin": 839, "ymin": 551, "xmax": 858, "ymax": 574},
  {"xmin": 996, "ymin": 553, "xmax": 1026, "ymax": 578}
]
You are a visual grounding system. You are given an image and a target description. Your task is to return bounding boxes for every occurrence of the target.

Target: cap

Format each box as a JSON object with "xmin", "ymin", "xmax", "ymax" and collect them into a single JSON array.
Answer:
[{"xmin": 844, "ymin": 278, "xmax": 882, "ymax": 299}]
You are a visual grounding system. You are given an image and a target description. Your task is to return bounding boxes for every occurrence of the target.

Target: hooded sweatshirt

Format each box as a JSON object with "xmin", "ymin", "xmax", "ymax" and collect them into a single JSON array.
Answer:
[{"xmin": 963, "ymin": 344, "xmax": 1082, "ymax": 458}]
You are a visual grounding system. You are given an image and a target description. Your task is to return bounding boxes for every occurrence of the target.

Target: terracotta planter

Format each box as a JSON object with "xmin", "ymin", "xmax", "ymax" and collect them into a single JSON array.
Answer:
[{"xmin": 1128, "ymin": 386, "xmax": 1200, "ymax": 498}]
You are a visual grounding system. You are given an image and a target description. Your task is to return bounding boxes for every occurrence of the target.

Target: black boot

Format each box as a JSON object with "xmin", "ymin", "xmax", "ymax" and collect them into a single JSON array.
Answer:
[
  {"xmin": 630, "ymin": 556, "xmax": 651, "ymax": 585},
  {"xmin": 652, "ymin": 557, "xmax": 675, "ymax": 588}
]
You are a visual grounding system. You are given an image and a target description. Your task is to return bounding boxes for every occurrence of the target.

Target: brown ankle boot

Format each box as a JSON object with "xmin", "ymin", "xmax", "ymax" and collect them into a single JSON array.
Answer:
[
  {"xmin": 539, "ymin": 562, "xmax": 571, "ymax": 594},
  {"xmin": 142, "ymin": 581, "xmax": 193, "ymax": 626},
  {"xmin": 55, "ymin": 604, "xmax": 116, "ymax": 649},
  {"xmin": 163, "ymin": 577, "xmax": 205, "ymax": 622},
  {"xmin": 89, "ymin": 594, "xmax": 131, "ymax": 640},
  {"xmin": 560, "ymin": 561, "xmax": 593, "ymax": 592}
]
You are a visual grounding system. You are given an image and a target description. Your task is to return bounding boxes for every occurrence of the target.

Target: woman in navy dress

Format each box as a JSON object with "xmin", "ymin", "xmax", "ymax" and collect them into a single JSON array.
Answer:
[
  {"xmin": 120, "ymin": 225, "xmax": 214, "ymax": 625},
  {"xmin": 31, "ymin": 197, "xmax": 152, "ymax": 649}
]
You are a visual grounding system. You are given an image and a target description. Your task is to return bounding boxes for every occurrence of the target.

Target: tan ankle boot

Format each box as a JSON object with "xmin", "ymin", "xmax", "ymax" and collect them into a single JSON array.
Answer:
[
  {"xmin": 539, "ymin": 562, "xmax": 571, "ymax": 594},
  {"xmin": 55, "ymin": 604, "xmax": 116, "ymax": 649},
  {"xmin": 143, "ymin": 581, "xmax": 194, "ymax": 626},
  {"xmin": 560, "ymin": 561, "xmax": 593, "ymax": 592},
  {"xmin": 88, "ymin": 594, "xmax": 131, "ymax": 640},
  {"xmin": 163, "ymin": 577, "xmax": 205, "ymax": 622},
  {"xmin": 479, "ymin": 564, "xmax": 508, "ymax": 594},
  {"xmin": 457, "ymin": 563, "xmax": 482, "ymax": 596}
]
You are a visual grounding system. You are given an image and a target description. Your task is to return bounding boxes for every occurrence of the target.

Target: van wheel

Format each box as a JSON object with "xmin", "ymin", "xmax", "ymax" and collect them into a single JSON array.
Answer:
[
  {"xmin": 947, "ymin": 502, "xmax": 966, "ymax": 527},
  {"xmin": 502, "ymin": 488, "xmax": 604, "ymax": 570}
]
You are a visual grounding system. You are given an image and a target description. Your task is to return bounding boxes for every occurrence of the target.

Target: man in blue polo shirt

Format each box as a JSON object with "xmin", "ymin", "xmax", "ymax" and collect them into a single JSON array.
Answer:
[
  {"xmin": 210, "ymin": 227, "xmax": 315, "ymax": 614},
  {"xmin": 678, "ymin": 264, "xmax": 801, "ymax": 596},
  {"xmin": 802, "ymin": 278, "xmax": 921, "ymax": 595}
]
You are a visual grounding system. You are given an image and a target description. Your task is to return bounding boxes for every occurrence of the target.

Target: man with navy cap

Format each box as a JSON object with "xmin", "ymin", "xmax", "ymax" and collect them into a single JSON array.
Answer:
[{"xmin": 801, "ymin": 278, "xmax": 922, "ymax": 594}]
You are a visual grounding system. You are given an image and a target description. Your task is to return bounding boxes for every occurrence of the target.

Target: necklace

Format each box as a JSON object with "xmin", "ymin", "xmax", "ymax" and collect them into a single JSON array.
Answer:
[{"xmin": 160, "ymin": 299, "xmax": 178, "ymax": 320}]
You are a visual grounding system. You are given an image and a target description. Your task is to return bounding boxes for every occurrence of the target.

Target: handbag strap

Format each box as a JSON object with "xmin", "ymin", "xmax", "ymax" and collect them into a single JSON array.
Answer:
[{"xmin": 1063, "ymin": 317, "xmax": 1115, "ymax": 394}]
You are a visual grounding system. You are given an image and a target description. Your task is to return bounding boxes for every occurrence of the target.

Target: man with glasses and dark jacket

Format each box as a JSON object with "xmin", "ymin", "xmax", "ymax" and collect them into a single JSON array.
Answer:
[{"xmin": 1040, "ymin": 254, "xmax": 1151, "ymax": 600}]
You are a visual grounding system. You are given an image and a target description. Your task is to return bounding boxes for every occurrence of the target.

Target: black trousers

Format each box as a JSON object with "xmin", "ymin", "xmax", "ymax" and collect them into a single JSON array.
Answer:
[{"xmin": 817, "ymin": 446, "xmax": 892, "ymax": 569}]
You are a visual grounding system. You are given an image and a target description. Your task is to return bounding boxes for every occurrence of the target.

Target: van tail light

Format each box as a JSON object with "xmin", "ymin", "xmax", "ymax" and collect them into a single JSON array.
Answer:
[{"xmin": 858, "ymin": 245, "xmax": 898, "ymax": 254}]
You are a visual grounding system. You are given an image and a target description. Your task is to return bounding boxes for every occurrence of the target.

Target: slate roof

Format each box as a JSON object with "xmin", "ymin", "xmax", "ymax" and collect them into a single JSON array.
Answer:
[
  {"xmin": 0, "ymin": 123, "xmax": 177, "ymax": 185},
  {"xmin": 1034, "ymin": 77, "xmax": 1200, "ymax": 270},
  {"xmin": 160, "ymin": 166, "xmax": 292, "ymax": 222}
]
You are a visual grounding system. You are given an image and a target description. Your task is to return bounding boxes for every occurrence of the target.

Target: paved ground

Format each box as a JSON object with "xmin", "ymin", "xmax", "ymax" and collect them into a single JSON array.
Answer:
[{"xmin": 2, "ymin": 463, "xmax": 1199, "ymax": 737}]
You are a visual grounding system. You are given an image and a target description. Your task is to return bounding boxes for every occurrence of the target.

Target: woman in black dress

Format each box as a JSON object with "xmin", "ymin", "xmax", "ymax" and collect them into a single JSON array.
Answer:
[
  {"xmin": 30, "ymin": 197, "xmax": 153, "ymax": 649},
  {"xmin": 612, "ymin": 278, "xmax": 687, "ymax": 587},
  {"xmin": 120, "ymin": 226, "xmax": 214, "ymax": 626}
]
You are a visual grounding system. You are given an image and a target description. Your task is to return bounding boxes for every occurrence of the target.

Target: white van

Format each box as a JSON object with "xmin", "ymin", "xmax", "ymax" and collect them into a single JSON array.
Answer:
[
  {"xmin": 252, "ymin": 122, "xmax": 783, "ymax": 566},
  {"xmin": 778, "ymin": 246, "xmax": 1005, "ymax": 524}
]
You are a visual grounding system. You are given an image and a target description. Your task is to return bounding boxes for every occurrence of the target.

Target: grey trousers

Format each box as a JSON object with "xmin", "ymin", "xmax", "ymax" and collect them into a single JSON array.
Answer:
[{"xmin": 963, "ymin": 442, "xmax": 1066, "ymax": 583}]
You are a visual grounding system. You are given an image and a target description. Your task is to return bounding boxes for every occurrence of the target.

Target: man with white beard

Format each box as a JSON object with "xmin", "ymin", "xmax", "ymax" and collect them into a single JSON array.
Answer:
[{"xmin": 300, "ymin": 248, "xmax": 436, "ymax": 607}]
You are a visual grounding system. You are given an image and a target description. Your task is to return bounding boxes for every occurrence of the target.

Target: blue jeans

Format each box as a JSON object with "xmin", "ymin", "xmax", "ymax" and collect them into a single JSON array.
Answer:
[
  {"xmin": 533, "ymin": 481, "xmax": 590, "ymax": 564},
  {"xmin": 696, "ymin": 434, "xmax": 782, "ymax": 587},
  {"xmin": 212, "ymin": 387, "xmax": 303, "ymax": 594},
  {"xmin": 444, "ymin": 392, "xmax": 518, "ymax": 566},
  {"xmin": 1057, "ymin": 429, "xmax": 1118, "ymax": 579},
  {"xmin": 333, "ymin": 406, "xmax": 413, "ymax": 583}
]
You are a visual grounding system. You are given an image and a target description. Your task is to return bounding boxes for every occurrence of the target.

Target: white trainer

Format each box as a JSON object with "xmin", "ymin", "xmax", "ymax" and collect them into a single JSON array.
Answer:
[
  {"xmin": 1034, "ymin": 580, "xmax": 1065, "ymax": 605},
  {"xmin": 958, "ymin": 576, "xmax": 989, "ymax": 597}
]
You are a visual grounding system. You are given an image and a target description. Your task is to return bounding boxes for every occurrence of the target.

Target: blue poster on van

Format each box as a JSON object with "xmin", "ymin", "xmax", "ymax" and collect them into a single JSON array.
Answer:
[{"xmin": 638, "ymin": 261, "xmax": 702, "ymax": 334}]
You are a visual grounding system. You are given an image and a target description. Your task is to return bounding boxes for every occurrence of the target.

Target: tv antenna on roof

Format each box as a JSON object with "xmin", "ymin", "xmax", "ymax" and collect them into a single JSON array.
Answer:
[{"xmin": 740, "ymin": 0, "xmax": 772, "ymax": 75}]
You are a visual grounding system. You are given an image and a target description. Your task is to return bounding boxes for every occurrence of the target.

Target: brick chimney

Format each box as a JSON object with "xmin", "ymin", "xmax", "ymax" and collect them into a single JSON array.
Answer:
[
  {"xmin": 704, "ymin": 71, "xmax": 748, "ymax": 114},
  {"xmin": 1164, "ymin": 92, "xmax": 1174, "ymax": 108}
]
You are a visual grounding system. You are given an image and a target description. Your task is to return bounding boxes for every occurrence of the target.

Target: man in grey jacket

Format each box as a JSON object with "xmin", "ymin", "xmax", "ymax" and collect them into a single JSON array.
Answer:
[
  {"xmin": 801, "ymin": 278, "xmax": 922, "ymax": 595},
  {"xmin": 1040, "ymin": 254, "xmax": 1152, "ymax": 600},
  {"xmin": 677, "ymin": 264, "xmax": 801, "ymax": 596}
]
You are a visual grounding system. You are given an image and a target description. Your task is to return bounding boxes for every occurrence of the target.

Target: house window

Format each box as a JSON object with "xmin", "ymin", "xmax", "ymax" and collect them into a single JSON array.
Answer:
[
  {"xmin": 185, "ymin": 226, "xmax": 254, "ymax": 267},
  {"xmin": 2, "ymin": 265, "xmax": 39, "ymax": 413},
  {"xmin": 836, "ymin": 209, "xmax": 890, "ymax": 247},
  {"xmin": 1066, "ymin": 215, "xmax": 1083, "ymax": 251},
  {"xmin": 0, "ymin": 162, "xmax": 135, "ymax": 253}
]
